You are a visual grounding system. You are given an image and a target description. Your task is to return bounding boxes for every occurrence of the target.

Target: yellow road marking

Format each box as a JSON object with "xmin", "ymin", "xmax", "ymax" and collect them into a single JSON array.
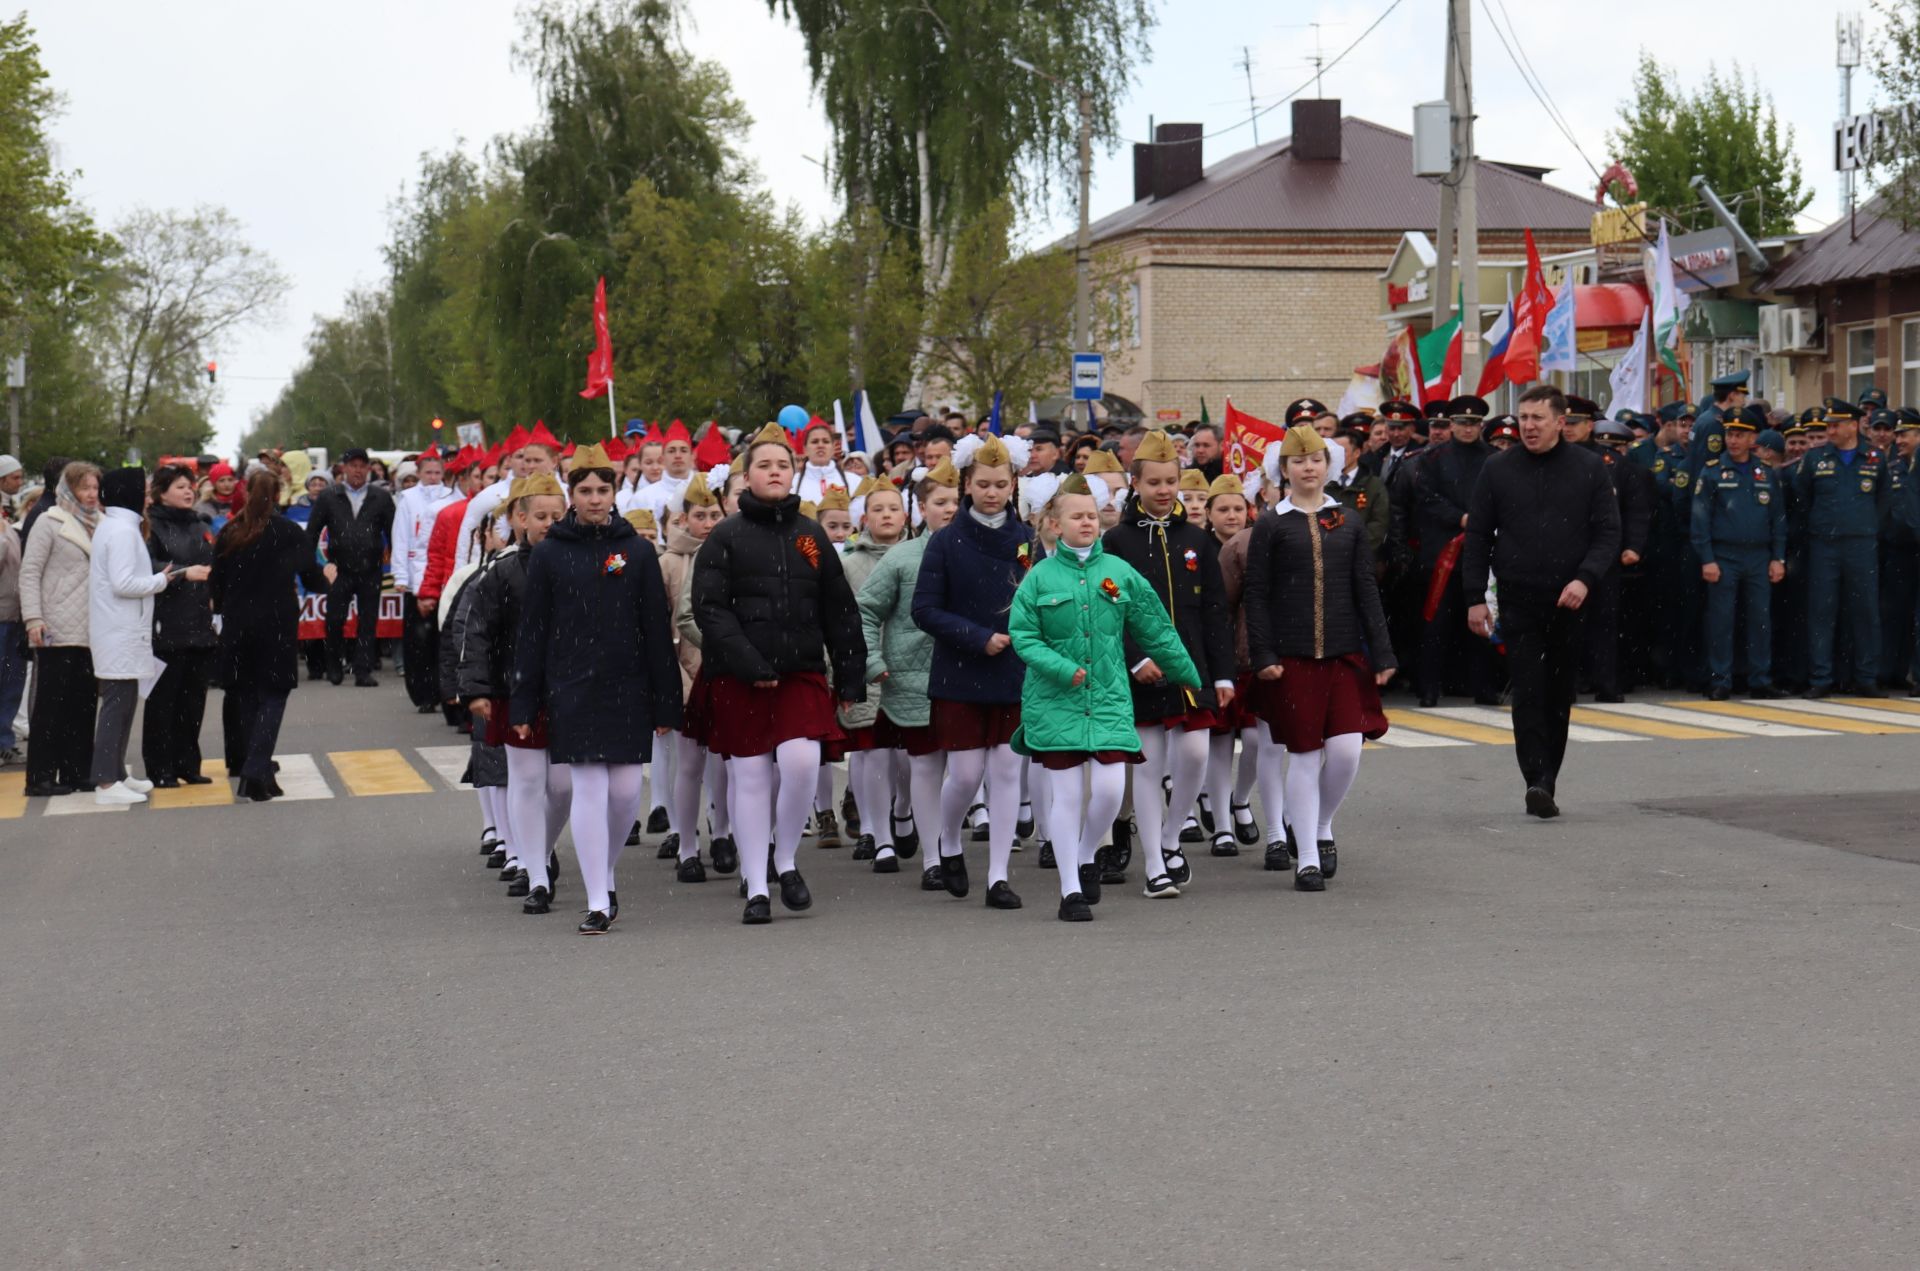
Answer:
[
  {"xmin": 1567, "ymin": 706, "xmax": 1740, "ymax": 741},
  {"xmin": 328, "ymin": 749, "xmax": 433, "ymax": 796},
  {"xmin": 1674, "ymin": 700, "xmax": 1919, "ymax": 735},
  {"xmin": 1838, "ymin": 695, "xmax": 1920, "ymax": 716},
  {"xmin": 148, "ymin": 761, "xmax": 236, "ymax": 809},
  {"xmin": 0, "ymin": 771, "xmax": 24, "ymax": 819},
  {"xmin": 1383, "ymin": 709, "xmax": 1512, "ymax": 745}
]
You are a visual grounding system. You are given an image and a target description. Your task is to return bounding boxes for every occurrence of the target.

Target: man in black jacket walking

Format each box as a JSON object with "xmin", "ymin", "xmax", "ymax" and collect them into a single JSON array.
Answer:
[
  {"xmin": 1463, "ymin": 385, "xmax": 1621, "ymax": 818},
  {"xmin": 306, "ymin": 448, "xmax": 396, "ymax": 686}
]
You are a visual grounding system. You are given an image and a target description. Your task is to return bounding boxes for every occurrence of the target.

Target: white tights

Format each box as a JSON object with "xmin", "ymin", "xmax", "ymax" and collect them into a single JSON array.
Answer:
[
  {"xmin": 1256, "ymin": 722, "xmax": 1290, "ymax": 847},
  {"xmin": 905, "ymin": 752, "xmax": 944, "ymax": 861},
  {"xmin": 1133, "ymin": 725, "xmax": 1210, "ymax": 878},
  {"xmin": 1203, "ymin": 730, "xmax": 1262, "ymax": 836},
  {"xmin": 1044, "ymin": 763, "xmax": 1128, "ymax": 899},
  {"xmin": 1027, "ymin": 757, "xmax": 1051, "ymax": 844},
  {"xmin": 565, "ymin": 761, "xmax": 646, "ymax": 914},
  {"xmin": 706, "ymin": 750, "xmax": 731, "ymax": 837},
  {"xmin": 729, "ymin": 740, "xmax": 822, "ymax": 901},
  {"xmin": 506, "ymin": 746, "xmax": 571, "ymax": 891},
  {"xmin": 939, "ymin": 744, "xmax": 1022, "ymax": 885},
  {"xmin": 478, "ymin": 786, "xmax": 501, "ymax": 839},
  {"xmin": 1280, "ymin": 732, "xmax": 1363, "ymax": 872},
  {"xmin": 851, "ymin": 749, "xmax": 894, "ymax": 853},
  {"xmin": 669, "ymin": 732, "xmax": 709, "ymax": 862}
]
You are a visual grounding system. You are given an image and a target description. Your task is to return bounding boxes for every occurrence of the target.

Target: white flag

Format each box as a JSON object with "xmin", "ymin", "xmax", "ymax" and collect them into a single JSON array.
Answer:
[
  {"xmin": 1649, "ymin": 221, "xmax": 1691, "ymax": 377},
  {"xmin": 1608, "ymin": 310, "xmax": 1651, "ymax": 415},
  {"xmin": 1538, "ymin": 278, "xmax": 1578, "ymax": 374}
]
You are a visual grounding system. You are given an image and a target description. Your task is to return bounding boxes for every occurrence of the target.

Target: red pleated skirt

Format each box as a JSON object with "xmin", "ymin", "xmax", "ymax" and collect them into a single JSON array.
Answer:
[
  {"xmin": 1252, "ymin": 654, "xmax": 1389, "ymax": 754},
  {"xmin": 876, "ymin": 713, "xmax": 943, "ymax": 758},
  {"xmin": 485, "ymin": 699, "xmax": 549, "ymax": 750},
  {"xmin": 1147, "ymin": 704, "xmax": 1223, "ymax": 732},
  {"xmin": 930, "ymin": 698, "xmax": 1022, "ymax": 751},
  {"xmin": 701, "ymin": 672, "xmax": 845, "ymax": 759},
  {"xmin": 1034, "ymin": 749, "xmax": 1143, "ymax": 771},
  {"xmin": 1211, "ymin": 673, "xmax": 1259, "ymax": 735}
]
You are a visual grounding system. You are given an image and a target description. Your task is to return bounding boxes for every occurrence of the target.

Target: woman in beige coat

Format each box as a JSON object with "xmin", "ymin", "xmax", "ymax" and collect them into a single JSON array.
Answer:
[{"xmin": 19, "ymin": 462, "xmax": 103, "ymax": 796}]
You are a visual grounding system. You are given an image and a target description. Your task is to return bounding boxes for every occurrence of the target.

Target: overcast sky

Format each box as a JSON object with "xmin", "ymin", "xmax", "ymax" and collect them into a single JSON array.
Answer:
[{"xmin": 37, "ymin": 0, "xmax": 1876, "ymax": 453}]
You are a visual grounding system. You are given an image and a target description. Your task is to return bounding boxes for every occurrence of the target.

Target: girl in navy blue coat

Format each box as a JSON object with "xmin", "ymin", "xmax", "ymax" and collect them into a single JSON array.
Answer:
[
  {"xmin": 512, "ymin": 445, "xmax": 683, "ymax": 935},
  {"xmin": 911, "ymin": 433, "xmax": 1035, "ymax": 910}
]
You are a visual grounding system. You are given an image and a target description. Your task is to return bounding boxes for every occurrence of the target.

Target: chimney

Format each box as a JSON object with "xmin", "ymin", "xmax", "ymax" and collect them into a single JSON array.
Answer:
[
  {"xmin": 1132, "ymin": 143, "xmax": 1155, "ymax": 202},
  {"xmin": 1147, "ymin": 123, "xmax": 1203, "ymax": 201},
  {"xmin": 1291, "ymin": 99, "xmax": 1342, "ymax": 161}
]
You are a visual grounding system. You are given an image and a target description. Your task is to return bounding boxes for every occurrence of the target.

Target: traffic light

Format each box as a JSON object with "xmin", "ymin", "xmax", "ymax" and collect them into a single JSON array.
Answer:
[
  {"xmin": 206, "ymin": 360, "xmax": 217, "ymax": 384},
  {"xmin": 431, "ymin": 416, "xmax": 445, "ymax": 432}
]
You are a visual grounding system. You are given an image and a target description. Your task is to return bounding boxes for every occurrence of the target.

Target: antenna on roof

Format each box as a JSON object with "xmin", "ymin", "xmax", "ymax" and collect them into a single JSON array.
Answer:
[
  {"xmin": 1274, "ymin": 22, "xmax": 1342, "ymax": 100},
  {"xmin": 1234, "ymin": 47, "xmax": 1259, "ymax": 144}
]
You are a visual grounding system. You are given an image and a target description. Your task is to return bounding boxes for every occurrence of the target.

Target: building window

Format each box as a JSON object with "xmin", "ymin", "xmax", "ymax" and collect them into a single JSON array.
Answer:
[
  {"xmin": 1846, "ymin": 325, "xmax": 1877, "ymax": 400},
  {"xmin": 1903, "ymin": 319, "xmax": 1920, "ymax": 408},
  {"xmin": 1127, "ymin": 281, "xmax": 1142, "ymax": 349}
]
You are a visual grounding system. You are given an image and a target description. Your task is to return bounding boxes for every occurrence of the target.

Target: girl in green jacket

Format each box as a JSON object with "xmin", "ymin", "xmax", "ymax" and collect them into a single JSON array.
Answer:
[{"xmin": 1009, "ymin": 476, "xmax": 1200, "ymax": 921}]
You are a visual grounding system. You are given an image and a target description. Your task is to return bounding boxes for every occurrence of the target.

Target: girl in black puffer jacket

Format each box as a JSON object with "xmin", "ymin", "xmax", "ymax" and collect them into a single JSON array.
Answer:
[
  {"xmin": 459, "ymin": 475, "xmax": 570, "ymax": 912},
  {"xmin": 143, "ymin": 466, "xmax": 218, "ymax": 787},
  {"xmin": 513, "ymin": 452, "xmax": 683, "ymax": 935},
  {"xmin": 691, "ymin": 422, "xmax": 866, "ymax": 925}
]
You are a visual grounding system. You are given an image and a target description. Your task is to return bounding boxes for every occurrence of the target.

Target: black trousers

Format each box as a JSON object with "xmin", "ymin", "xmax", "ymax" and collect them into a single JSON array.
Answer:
[
  {"xmin": 401, "ymin": 595, "xmax": 441, "ymax": 707},
  {"xmin": 143, "ymin": 647, "xmax": 212, "ymax": 780},
  {"xmin": 26, "ymin": 646, "xmax": 96, "ymax": 790},
  {"xmin": 1579, "ymin": 567, "xmax": 1623, "ymax": 696},
  {"xmin": 325, "ymin": 569, "xmax": 382, "ymax": 677},
  {"xmin": 224, "ymin": 682, "xmax": 289, "ymax": 781},
  {"xmin": 1418, "ymin": 569, "xmax": 1498, "ymax": 701},
  {"xmin": 1500, "ymin": 586, "xmax": 1587, "ymax": 796}
]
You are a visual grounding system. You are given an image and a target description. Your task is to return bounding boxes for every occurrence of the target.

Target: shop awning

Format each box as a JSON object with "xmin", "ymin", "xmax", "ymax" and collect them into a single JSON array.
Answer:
[{"xmin": 1575, "ymin": 284, "xmax": 1648, "ymax": 328}]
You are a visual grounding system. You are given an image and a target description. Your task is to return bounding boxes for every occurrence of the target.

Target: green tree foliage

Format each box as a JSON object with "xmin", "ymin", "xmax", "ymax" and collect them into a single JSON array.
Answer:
[
  {"xmin": 0, "ymin": 15, "xmax": 99, "ymax": 337},
  {"xmin": 1609, "ymin": 53, "xmax": 1812, "ymax": 236},
  {"xmin": 1868, "ymin": 0, "xmax": 1920, "ymax": 227}
]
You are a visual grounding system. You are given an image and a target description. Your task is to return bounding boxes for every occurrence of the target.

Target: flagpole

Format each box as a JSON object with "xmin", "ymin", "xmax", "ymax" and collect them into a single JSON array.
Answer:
[{"xmin": 606, "ymin": 380, "xmax": 619, "ymax": 439}]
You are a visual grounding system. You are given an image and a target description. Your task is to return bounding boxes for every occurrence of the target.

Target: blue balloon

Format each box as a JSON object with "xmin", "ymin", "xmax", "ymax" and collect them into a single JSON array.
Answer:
[{"xmin": 777, "ymin": 404, "xmax": 810, "ymax": 434}]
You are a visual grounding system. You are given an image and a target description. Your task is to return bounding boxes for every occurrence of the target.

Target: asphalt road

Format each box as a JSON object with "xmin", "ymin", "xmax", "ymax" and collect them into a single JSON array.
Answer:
[{"xmin": 4, "ymin": 681, "xmax": 1919, "ymax": 1269}]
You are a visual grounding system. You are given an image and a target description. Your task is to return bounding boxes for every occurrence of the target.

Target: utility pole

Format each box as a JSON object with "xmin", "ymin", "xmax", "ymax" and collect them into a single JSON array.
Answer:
[
  {"xmin": 1075, "ymin": 86, "xmax": 1094, "ymax": 429},
  {"xmin": 6, "ymin": 340, "xmax": 23, "ymax": 459},
  {"xmin": 1236, "ymin": 46, "xmax": 1259, "ymax": 144},
  {"xmin": 1449, "ymin": 0, "xmax": 1481, "ymax": 391}
]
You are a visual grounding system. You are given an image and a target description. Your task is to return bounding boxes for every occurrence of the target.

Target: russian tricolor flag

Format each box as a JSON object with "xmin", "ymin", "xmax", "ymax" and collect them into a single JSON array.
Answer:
[{"xmin": 1474, "ymin": 300, "xmax": 1515, "ymax": 397}]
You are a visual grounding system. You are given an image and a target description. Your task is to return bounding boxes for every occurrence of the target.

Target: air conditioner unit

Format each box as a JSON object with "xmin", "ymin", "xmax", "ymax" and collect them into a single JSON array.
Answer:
[{"xmin": 1759, "ymin": 305, "xmax": 1822, "ymax": 354}]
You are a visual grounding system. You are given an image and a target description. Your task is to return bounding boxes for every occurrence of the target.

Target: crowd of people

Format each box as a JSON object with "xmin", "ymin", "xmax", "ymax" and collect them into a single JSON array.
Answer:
[{"xmin": 1, "ymin": 375, "xmax": 1915, "ymax": 931}]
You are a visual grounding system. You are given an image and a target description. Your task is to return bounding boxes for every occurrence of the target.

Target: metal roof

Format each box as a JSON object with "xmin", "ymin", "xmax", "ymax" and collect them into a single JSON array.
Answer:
[
  {"xmin": 1768, "ymin": 198, "xmax": 1920, "ymax": 290},
  {"xmin": 1084, "ymin": 116, "xmax": 1596, "ymax": 243}
]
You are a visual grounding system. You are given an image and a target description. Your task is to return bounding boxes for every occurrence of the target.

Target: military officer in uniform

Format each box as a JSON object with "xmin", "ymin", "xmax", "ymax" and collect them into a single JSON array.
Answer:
[
  {"xmin": 1886, "ymin": 409, "xmax": 1920, "ymax": 692},
  {"xmin": 1565, "ymin": 397, "xmax": 1651, "ymax": 701},
  {"xmin": 1792, "ymin": 397, "xmax": 1901, "ymax": 697},
  {"xmin": 1690, "ymin": 406, "xmax": 1786, "ymax": 700},
  {"xmin": 1636, "ymin": 402, "xmax": 1700, "ymax": 688},
  {"xmin": 1412, "ymin": 395, "xmax": 1499, "ymax": 705}
]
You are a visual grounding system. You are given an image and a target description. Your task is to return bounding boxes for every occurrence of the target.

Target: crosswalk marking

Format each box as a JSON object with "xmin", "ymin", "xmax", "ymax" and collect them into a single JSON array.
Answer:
[
  {"xmin": 1681, "ymin": 699, "xmax": 1919, "ymax": 736},
  {"xmin": 327, "ymin": 749, "xmax": 433, "ymax": 796},
  {"xmin": 1384, "ymin": 708, "xmax": 1513, "ymax": 745},
  {"xmin": 1838, "ymin": 695, "xmax": 1920, "ymax": 715},
  {"xmin": 0, "ymin": 771, "xmax": 24, "ymax": 819},
  {"xmin": 1583, "ymin": 701, "xmax": 1835, "ymax": 738},
  {"xmin": 271, "ymin": 754, "xmax": 335, "ymax": 802},
  {"xmin": 417, "ymin": 745, "xmax": 474, "ymax": 791},
  {"xmin": 1426, "ymin": 704, "xmax": 1639, "ymax": 744},
  {"xmin": 1790, "ymin": 698, "xmax": 1920, "ymax": 729},
  {"xmin": 148, "ymin": 760, "xmax": 236, "ymax": 810},
  {"xmin": 1373, "ymin": 728, "xmax": 1473, "ymax": 748},
  {"xmin": 1567, "ymin": 706, "xmax": 1742, "ymax": 741},
  {"xmin": 42, "ymin": 791, "xmax": 127, "ymax": 815}
]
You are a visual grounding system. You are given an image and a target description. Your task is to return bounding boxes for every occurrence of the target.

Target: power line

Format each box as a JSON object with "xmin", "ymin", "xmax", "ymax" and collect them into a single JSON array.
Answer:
[{"xmin": 1477, "ymin": 0, "xmax": 1604, "ymax": 183}]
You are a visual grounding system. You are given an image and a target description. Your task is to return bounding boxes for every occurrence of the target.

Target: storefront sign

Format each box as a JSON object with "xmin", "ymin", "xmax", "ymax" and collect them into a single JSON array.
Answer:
[
  {"xmin": 1591, "ymin": 202, "xmax": 1648, "ymax": 247},
  {"xmin": 1668, "ymin": 228, "xmax": 1740, "ymax": 292},
  {"xmin": 1834, "ymin": 105, "xmax": 1918, "ymax": 172},
  {"xmin": 1155, "ymin": 408, "xmax": 1182, "ymax": 422}
]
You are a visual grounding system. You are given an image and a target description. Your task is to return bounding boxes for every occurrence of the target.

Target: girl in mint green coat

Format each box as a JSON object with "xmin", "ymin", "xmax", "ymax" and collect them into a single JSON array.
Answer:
[{"xmin": 1009, "ymin": 477, "xmax": 1199, "ymax": 920}]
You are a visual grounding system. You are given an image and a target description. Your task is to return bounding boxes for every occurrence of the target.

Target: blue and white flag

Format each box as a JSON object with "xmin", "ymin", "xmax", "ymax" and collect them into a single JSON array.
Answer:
[
  {"xmin": 1539, "ymin": 278, "xmax": 1578, "ymax": 374},
  {"xmin": 988, "ymin": 390, "xmax": 1004, "ymax": 436}
]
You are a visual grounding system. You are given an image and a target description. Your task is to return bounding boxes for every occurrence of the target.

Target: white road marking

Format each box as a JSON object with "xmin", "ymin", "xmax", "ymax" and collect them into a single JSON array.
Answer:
[
  {"xmin": 1584, "ymin": 702, "xmax": 1834, "ymax": 738},
  {"xmin": 417, "ymin": 745, "xmax": 474, "ymax": 790},
  {"xmin": 1424, "ymin": 704, "xmax": 1637, "ymax": 743}
]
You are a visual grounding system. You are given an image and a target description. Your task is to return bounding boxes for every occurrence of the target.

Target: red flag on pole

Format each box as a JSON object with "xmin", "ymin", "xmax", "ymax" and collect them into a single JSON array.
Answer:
[
  {"xmin": 1503, "ymin": 230, "xmax": 1554, "ymax": 385},
  {"xmin": 579, "ymin": 276, "xmax": 613, "ymax": 399},
  {"xmin": 1223, "ymin": 400, "xmax": 1288, "ymax": 478}
]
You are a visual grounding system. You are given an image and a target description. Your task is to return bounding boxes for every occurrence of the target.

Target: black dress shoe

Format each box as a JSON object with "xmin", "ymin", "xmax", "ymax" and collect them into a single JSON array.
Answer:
[
  {"xmin": 1179, "ymin": 815, "xmax": 1204, "ymax": 844},
  {"xmin": 1806, "ymin": 684, "xmax": 1833, "ymax": 699},
  {"xmin": 1417, "ymin": 692, "xmax": 1439, "ymax": 708},
  {"xmin": 625, "ymin": 820, "xmax": 643, "ymax": 847},
  {"xmin": 416, "ymin": 702, "xmax": 438, "ymax": 714},
  {"xmin": 265, "ymin": 774, "xmax": 284, "ymax": 798},
  {"xmin": 873, "ymin": 851, "xmax": 900, "ymax": 874},
  {"xmin": 1016, "ymin": 805, "xmax": 1035, "ymax": 840},
  {"xmin": 480, "ymin": 834, "xmax": 499, "ymax": 856},
  {"xmin": 656, "ymin": 831, "xmax": 680, "ymax": 860},
  {"xmin": 1263, "ymin": 841, "xmax": 1291, "ymax": 871},
  {"xmin": 1524, "ymin": 785, "xmax": 1560, "ymax": 819},
  {"xmin": 180, "ymin": 772, "xmax": 213, "ymax": 785},
  {"xmin": 1077, "ymin": 862, "xmax": 1102, "ymax": 906},
  {"xmin": 1058, "ymin": 893, "xmax": 1093, "ymax": 922},
  {"xmin": 608, "ymin": 891, "xmax": 619, "ymax": 923},
  {"xmin": 506, "ymin": 873, "xmax": 531, "ymax": 897},
  {"xmin": 578, "ymin": 910, "xmax": 611, "ymax": 935},
  {"xmin": 1096, "ymin": 845, "xmax": 1126, "ymax": 887},
  {"xmin": 1848, "ymin": 684, "xmax": 1886, "ymax": 699},
  {"xmin": 920, "ymin": 864, "xmax": 946, "ymax": 892},
  {"xmin": 235, "ymin": 777, "xmax": 275, "ymax": 802},
  {"xmin": 1197, "ymin": 794, "xmax": 1216, "ymax": 835},
  {"xmin": 522, "ymin": 887, "xmax": 551, "ymax": 915},
  {"xmin": 640, "ymin": 805, "xmax": 667, "ymax": 835},
  {"xmin": 498, "ymin": 862, "xmax": 520, "ymax": 882},
  {"xmin": 676, "ymin": 855, "xmax": 707, "ymax": 883},
  {"xmin": 742, "ymin": 896, "xmax": 771, "ymax": 925},
  {"xmin": 1143, "ymin": 872, "xmax": 1179, "ymax": 898},
  {"xmin": 1231, "ymin": 799, "xmax": 1259, "ymax": 845},
  {"xmin": 1750, "ymin": 685, "xmax": 1784, "ymax": 700},
  {"xmin": 486, "ymin": 849, "xmax": 508, "ymax": 869},
  {"xmin": 1037, "ymin": 840, "xmax": 1056, "ymax": 869},
  {"xmin": 778, "ymin": 870, "xmax": 813, "ymax": 911},
  {"xmin": 892, "ymin": 814, "xmax": 920, "ymax": 858},
  {"xmin": 548, "ymin": 852, "xmax": 561, "ymax": 890},
  {"xmin": 851, "ymin": 834, "xmax": 877, "ymax": 861},
  {"xmin": 151, "ymin": 776, "xmax": 181, "ymax": 789},
  {"xmin": 1164, "ymin": 847, "xmax": 1192, "ymax": 887},
  {"xmin": 985, "ymin": 880, "xmax": 1022, "ymax": 910},
  {"xmin": 354, "ymin": 674, "xmax": 379, "ymax": 688},
  {"xmin": 941, "ymin": 853, "xmax": 969, "ymax": 898},
  {"xmin": 1294, "ymin": 865, "xmax": 1326, "ymax": 892},
  {"xmin": 1210, "ymin": 831, "xmax": 1239, "ymax": 857},
  {"xmin": 967, "ymin": 803, "xmax": 988, "ymax": 842},
  {"xmin": 1706, "ymin": 685, "xmax": 1731, "ymax": 701},
  {"xmin": 1593, "ymin": 692, "xmax": 1626, "ymax": 704},
  {"xmin": 709, "ymin": 836, "xmax": 738, "ymax": 875},
  {"xmin": 327, "ymin": 667, "xmax": 344, "ymax": 686},
  {"xmin": 1318, "ymin": 839, "xmax": 1338, "ymax": 879}
]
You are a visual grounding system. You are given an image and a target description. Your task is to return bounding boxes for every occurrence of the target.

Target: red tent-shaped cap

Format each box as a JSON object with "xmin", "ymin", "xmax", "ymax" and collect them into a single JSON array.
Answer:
[
  {"xmin": 562, "ymin": 441, "xmax": 577, "ymax": 457},
  {"xmin": 692, "ymin": 422, "xmax": 732, "ymax": 470},
  {"xmin": 642, "ymin": 420, "xmax": 666, "ymax": 445},
  {"xmin": 663, "ymin": 418, "xmax": 692, "ymax": 445},
  {"xmin": 501, "ymin": 424, "xmax": 532, "ymax": 454},
  {"xmin": 603, "ymin": 435, "xmax": 628, "ymax": 462},
  {"xmin": 527, "ymin": 420, "xmax": 562, "ymax": 451}
]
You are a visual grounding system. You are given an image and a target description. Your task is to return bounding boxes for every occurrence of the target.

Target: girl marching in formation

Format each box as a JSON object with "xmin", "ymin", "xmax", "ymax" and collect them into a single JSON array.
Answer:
[{"xmin": 423, "ymin": 402, "xmax": 1395, "ymax": 932}]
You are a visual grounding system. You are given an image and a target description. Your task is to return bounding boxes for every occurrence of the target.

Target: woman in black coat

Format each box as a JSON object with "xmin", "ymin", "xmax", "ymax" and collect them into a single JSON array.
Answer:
[
  {"xmin": 511, "ymin": 448, "xmax": 681, "ymax": 935},
  {"xmin": 691, "ymin": 422, "xmax": 865, "ymax": 925},
  {"xmin": 210, "ymin": 470, "xmax": 334, "ymax": 800},
  {"xmin": 1242, "ymin": 426, "xmax": 1396, "ymax": 892},
  {"xmin": 143, "ymin": 465, "xmax": 218, "ymax": 787}
]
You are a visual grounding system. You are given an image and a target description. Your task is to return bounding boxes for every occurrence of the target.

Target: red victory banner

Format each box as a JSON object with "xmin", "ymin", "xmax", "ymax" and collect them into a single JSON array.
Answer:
[{"xmin": 1223, "ymin": 400, "xmax": 1287, "ymax": 477}]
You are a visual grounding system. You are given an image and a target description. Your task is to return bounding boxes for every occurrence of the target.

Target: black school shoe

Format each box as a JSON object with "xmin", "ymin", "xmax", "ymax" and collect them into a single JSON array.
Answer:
[
  {"xmin": 179, "ymin": 771, "xmax": 213, "ymax": 786},
  {"xmin": 1524, "ymin": 786, "xmax": 1560, "ymax": 819},
  {"xmin": 646, "ymin": 806, "xmax": 670, "ymax": 834},
  {"xmin": 709, "ymin": 836, "xmax": 738, "ymax": 875},
  {"xmin": 657, "ymin": 831, "xmax": 681, "ymax": 860},
  {"xmin": 486, "ymin": 849, "xmax": 508, "ymax": 869},
  {"xmin": 1318, "ymin": 839, "xmax": 1338, "ymax": 879},
  {"xmin": 778, "ymin": 870, "xmax": 812, "ymax": 911},
  {"xmin": 1165, "ymin": 847, "xmax": 1192, "ymax": 887},
  {"xmin": 1077, "ymin": 862, "xmax": 1102, "ymax": 906},
  {"xmin": 841, "ymin": 790, "xmax": 860, "ymax": 834},
  {"xmin": 676, "ymin": 856, "xmax": 707, "ymax": 883},
  {"xmin": 1231, "ymin": 799, "xmax": 1260, "ymax": 845},
  {"xmin": 578, "ymin": 910, "xmax": 611, "ymax": 935},
  {"xmin": 625, "ymin": 820, "xmax": 643, "ymax": 847},
  {"xmin": 851, "ymin": 834, "xmax": 877, "ymax": 861},
  {"xmin": 742, "ymin": 896, "xmax": 772, "ymax": 925},
  {"xmin": 1016, "ymin": 803, "xmax": 1035, "ymax": 840},
  {"xmin": 892, "ymin": 813, "xmax": 920, "ymax": 858},
  {"xmin": 506, "ymin": 873, "xmax": 531, "ymax": 897},
  {"xmin": 24, "ymin": 782, "xmax": 73, "ymax": 797},
  {"xmin": 1210, "ymin": 831, "xmax": 1239, "ymax": 858},
  {"xmin": 1294, "ymin": 866, "xmax": 1325, "ymax": 892},
  {"xmin": 522, "ymin": 886, "xmax": 551, "ymax": 914},
  {"xmin": 873, "ymin": 850, "xmax": 900, "ymax": 874},
  {"xmin": 1058, "ymin": 893, "xmax": 1093, "ymax": 922},
  {"xmin": 985, "ymin": 880, "xmax": 1022, "ymax": 910},
  {"xmin": 1263, "ymin": 841, "xmax": 1291, "ymax": 872},
  {"xmin": 941, "ymin": 853, "xmax": 970, "ymax": 898},
  {"xmin": 920, "ymin": 864, "xmax": 946, "ymax": 892}
]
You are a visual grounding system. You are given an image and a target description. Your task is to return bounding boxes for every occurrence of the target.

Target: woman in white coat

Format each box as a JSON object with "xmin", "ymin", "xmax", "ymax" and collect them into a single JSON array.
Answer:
[{"xmin": 90, "ymin": 468, "xmax": 196, "ymax": 805}]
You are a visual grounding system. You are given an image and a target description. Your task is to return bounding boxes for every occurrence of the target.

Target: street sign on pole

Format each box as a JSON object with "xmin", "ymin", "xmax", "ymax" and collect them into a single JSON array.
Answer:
[{"xmin": 1071, "ymin": 352, "xmax": 1104, "ymax": 401}]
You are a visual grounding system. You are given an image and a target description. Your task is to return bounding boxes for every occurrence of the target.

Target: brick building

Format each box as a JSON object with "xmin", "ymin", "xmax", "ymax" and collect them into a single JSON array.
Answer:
[
  {"xmin": 1083, "ymin": 100, "xmax": 1594, "ymax": 424},
  {"xmin": 1766, "ymin": 196, "xmax": 1920, "ymax": 408}
]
